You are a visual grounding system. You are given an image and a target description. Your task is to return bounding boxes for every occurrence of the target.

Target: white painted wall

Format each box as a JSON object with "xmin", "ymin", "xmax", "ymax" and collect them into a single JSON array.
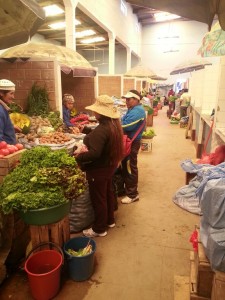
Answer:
[
  {"xmin": 78, "ymin": 0, "xmax": 142, "ymax": 57},
  {"xmin": 141, "ymin": 20, "xmax": 220, "ymax": 84}
]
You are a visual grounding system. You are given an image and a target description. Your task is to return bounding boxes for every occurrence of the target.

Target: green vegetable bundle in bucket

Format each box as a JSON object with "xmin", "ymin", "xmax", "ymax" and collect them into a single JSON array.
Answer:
[{"xmin": 64, "ymin": 236, "xmax": 96, "ymax": 281}]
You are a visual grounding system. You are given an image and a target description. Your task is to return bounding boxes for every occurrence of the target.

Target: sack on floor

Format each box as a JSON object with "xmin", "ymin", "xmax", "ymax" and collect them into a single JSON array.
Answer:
[{"xmin": 69, "ymin": 186, "xmax": 94, "ymax": 233}]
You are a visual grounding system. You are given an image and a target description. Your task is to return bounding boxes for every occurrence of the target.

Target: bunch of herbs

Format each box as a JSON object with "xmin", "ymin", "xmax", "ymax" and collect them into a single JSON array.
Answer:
[{"xmin": 0, "ymin": 146, "xmax": 86, "ymax": 214}]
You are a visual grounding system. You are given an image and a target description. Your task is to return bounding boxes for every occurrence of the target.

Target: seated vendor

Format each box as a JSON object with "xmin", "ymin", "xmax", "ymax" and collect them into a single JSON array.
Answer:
[{"xmin": 62, "ymin": 93, "xmax": 77, "ymax": 127}]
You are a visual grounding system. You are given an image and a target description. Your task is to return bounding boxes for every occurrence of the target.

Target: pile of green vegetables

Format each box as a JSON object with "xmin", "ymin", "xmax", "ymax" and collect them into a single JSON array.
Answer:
[
  {"xmin": 142, "ymin": 128, "xmax": 156, "ymax": 139},
  {"xmin": 0, "ymin": 146, "xmax": 86, "ymax": 214}
]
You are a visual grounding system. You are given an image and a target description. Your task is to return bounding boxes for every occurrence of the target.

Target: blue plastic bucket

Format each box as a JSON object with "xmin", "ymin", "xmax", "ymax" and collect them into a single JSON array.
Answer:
[{"xmin": 64, "ymin": 236, "xmax": 96, "ymax": 281}]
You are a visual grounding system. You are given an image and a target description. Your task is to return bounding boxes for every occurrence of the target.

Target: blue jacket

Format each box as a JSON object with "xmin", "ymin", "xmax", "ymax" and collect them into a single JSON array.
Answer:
[
  {"xmin": 121, "ymin": 104, "xmax": 146, "ymax": 140},
  {"xmin": 0, "ymin": 103, "xmax": 16, "ymax": 145},
  {"xmin": 63, "ymin": 106, "xmax": 74, "ymax": 127}
]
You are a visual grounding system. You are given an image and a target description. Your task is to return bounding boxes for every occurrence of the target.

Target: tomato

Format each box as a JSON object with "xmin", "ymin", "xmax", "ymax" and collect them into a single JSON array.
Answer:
[
  {"xmin": 0, "ymin": 148, "xmax": 10, "ymax": 156},
  {"xmin": 0, "ymin": 141, "xmax": 7, "ymax": 149},
  {"xmin": 15, "ymin": 143, "xmax": 24, "ymax": 150},
  {"xmin": 7, "ymin": 146, "xmax": 16, "ymax": 154},
  {"xmin": 0, "ymin": 154, "xmax": 4, "ymax": 158}
]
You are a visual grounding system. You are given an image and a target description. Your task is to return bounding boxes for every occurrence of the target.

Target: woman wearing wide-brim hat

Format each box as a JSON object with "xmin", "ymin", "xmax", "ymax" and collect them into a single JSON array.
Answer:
[
  {"xmin": 75, "ymin": 95, "xmax": 124, "ymax": 237},
  {"xmin": 0, "ymin": 79, "xmax": 20, "ymax": 145}
]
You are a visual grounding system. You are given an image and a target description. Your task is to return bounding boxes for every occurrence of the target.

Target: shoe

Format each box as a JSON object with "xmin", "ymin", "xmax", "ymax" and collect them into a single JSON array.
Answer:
[
  {"xmin": 83, "ymin": 228, "xmax": 107, "ymax": 237},
  {"xmin": 121, "ymin": 195, "xmax": 139, "ymax": 204},
  {"xmin": 108, "ymin": 223, "xmax": 116, "ymax": 228}
]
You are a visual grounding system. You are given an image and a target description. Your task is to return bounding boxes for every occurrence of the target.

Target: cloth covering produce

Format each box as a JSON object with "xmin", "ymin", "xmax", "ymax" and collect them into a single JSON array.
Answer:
[{"xmin": 173, "ymin": 159, "xmax": 225, "ymax": 272}]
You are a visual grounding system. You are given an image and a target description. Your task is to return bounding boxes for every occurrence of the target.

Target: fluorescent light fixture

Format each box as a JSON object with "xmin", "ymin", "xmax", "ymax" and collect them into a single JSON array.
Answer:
[
  {"xmin": 43, "ymin": 5, "xmax": 64, "ymax": 17},
  {"xmin": 48, "ymin": 22, "xmax": 66, "ymax": 29},
  {"xmin": 154, "ymin": 12, "xmax": 181, "ymax": 22},
  {"xmin": 76, "ymin": 29, "xmax": 96, "ymax": 38},
  {"xmin": 48, "ymin": 19, "xmax": 81, "ymax": 29},
  {"xmin": 80, "ymin": 37, "xmax": 105, "ymax": 44}
]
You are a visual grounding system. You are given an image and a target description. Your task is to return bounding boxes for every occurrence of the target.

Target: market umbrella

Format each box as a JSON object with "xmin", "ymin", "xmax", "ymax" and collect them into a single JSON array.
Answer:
[
  {"xmin": 150, "ymin": 75, "xmax": 167, "ymax": 81},
  {"xmin": 126, "ymin": 0, "xmax": 225, "ymax": 31},
  {"xmin": 0, "ymin": 0, "xmax": 45, "ymax": 50},
  {"xmin": 170, "ymin": 59, "xmax": 212, "ymax": 75},
  {"xmin": 0, "ymin": 42, "xmax": 97, "ymax": 77},
  {"xmin": 198, "ymin": 22, "xmax": 225, "ymax": 57},
  {"xmin": 124, "ymin": 64, "xmax": 156, "ymax": 78}
]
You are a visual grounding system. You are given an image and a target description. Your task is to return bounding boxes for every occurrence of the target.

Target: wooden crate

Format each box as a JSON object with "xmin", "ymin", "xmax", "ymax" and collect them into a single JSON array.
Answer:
[
  {"xmin": 29, "ymin": 216, "xmax": 70, "ymax": 248},
  {"xmin": 211, "ymin": 271, "xmax": 225, "ymax": 300},
  {"xmin": 0, "ymin": 149, "xmax": 26, "ymax": 183},
  {"xmin": 195, "ymin": 242, "xmax": 214, "ymax": 298},
  {"xmin": 190, "ymin": 251, "xmax": 211, "ymax": 300}
]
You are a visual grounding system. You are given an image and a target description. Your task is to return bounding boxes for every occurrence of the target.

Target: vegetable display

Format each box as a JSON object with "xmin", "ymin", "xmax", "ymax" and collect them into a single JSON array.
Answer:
[
  {"xmin": 0, "ymin": 141, "xmax": 24, "ymax": 157},
  {"xmin": 10, "ymin": 113, "xmax": 31, "ymax": 134},
  {"xmin": 0, "ymin": 146, "xmax": 86, "ymax": 214},
  {"xmin": 142, "ymin": 128, "xmax": 156, "ymax": 139}
]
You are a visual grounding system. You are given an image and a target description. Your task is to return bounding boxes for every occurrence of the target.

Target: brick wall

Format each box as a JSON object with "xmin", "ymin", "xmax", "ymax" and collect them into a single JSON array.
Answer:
[
  {"xmin": 136, "ymin": 80, "xmax": 142, "ymax": 92},
  {"xmin": 123, "ymin": 78, "xmax": 135, "ymax": 94},
  {"xmin": 98, "ymin": 75, "xmax": 121, "ymax": 97},
  {"xmin": 0, "ymin": 61, "xmax": 56, "ymax": 111},
  {"xmin": 61, "ymin": 72, "xmax": 95, "ymax": 112}
]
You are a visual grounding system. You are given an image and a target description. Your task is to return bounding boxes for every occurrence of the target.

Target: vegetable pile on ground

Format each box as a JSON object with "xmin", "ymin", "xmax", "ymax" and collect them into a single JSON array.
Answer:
[{"xmin": 0, "ymin": 146, "xmax": 86, "ymax": 214}]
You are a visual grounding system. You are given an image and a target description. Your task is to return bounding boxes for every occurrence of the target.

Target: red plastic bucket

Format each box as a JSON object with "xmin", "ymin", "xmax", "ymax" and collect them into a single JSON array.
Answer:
[{"xmin": 25, "ymin": 243, "xmax": 63, "ymax": 300}]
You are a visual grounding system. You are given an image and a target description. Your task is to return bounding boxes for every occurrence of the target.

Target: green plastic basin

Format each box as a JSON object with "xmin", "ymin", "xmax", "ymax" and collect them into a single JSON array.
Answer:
[{"xmin": 18, "ymin": 201, "xmax": 70, "ymax": 225}]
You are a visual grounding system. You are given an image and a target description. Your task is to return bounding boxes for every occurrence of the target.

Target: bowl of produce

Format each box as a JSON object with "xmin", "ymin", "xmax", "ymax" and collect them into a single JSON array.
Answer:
[
  {"xmin": 142, "ymin": 128, "xmax": 156, "ymax": 139},
  {"xmin": 19, "ymin": 201, "xmax": 71, "ymax": 225}
]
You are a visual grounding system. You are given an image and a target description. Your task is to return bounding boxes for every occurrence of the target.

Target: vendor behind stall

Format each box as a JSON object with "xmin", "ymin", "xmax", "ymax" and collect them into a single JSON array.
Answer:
[
  {"xmin": 62, "ymin": 93, "xmax": 77, "ymax": 127},
  {"xmin": 0, "ymin": 79, "xmax": 20, "ymax": 145}
]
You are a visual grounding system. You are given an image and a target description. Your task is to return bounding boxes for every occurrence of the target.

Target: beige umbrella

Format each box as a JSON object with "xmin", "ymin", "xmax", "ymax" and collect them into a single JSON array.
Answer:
[
  {"xmin": 124, "ymin": 64, "xmax": 156, "ymax": 78},
  {"xmin": 170, "ymin": 59, "xmax": 212, "ymax": 75},
  {"xmin": 0, "ymin": 42, "xmax": 97, "ymax": 77},
  {"xmin": 198, "ymin": 21, "xmax": 225, "ymax": 57},
  {"xmin": 126, "ymin": 0, "xmax": 225, "ymax": 31},
  {"xmin": 0, "ymin": 0, "xmax": 45, "ymax": 50},
  {"xmin": 150, "ymin": 75, "xmax": 167, "ymax": 81}
]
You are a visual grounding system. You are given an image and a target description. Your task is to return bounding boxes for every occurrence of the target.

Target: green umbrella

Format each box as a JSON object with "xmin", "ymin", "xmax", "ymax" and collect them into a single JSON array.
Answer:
[{"xmin": 198, "ymin": 22, "xmax": 225, "ymax": 57}]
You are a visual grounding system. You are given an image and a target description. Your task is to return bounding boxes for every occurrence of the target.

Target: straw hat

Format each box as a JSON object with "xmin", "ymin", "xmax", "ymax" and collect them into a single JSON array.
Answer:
[
  {"xmin": 63, "ymin": 94, "xmax": 75, "ymax": 103},
  {"xmin": 0, "ymin": 79, "xmax": 15, "ymax": 91},
  {"xmin": 85, "ymin": 95, "xmax": 120, "ymax": 119}
]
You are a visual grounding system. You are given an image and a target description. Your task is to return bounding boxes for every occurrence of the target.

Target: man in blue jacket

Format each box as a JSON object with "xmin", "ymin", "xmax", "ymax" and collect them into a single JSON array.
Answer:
[{"xmin": 121, "ymin": 90, "xmax": 146, "ymax": 204}]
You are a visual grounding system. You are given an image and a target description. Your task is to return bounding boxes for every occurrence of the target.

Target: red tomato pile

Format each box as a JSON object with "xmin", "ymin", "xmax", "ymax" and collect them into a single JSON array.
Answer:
[{"xmin": 0, "ymin": 141, "xmax": 24, "ymax": 158}]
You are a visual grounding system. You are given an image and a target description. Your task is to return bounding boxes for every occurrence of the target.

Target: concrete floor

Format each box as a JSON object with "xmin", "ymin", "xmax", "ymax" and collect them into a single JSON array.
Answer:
[{"xmin": 0, "ymin": 106, "xmax": 200, "ymax": 300}]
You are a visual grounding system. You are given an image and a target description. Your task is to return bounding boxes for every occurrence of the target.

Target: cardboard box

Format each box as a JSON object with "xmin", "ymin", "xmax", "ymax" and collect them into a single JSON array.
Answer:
[{"xmin": 140, "ymin": 139, "xmax": 152, "ymax": 152}]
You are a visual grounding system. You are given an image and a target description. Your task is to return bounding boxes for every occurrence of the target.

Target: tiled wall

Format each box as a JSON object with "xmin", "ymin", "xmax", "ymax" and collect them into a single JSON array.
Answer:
[
  {"xmin": 0, "ymin": 61, "xmax": 56, "ymax": 111},
  {"xmin": 98, "ymin": 75, "xmax": 122, "ymax": 97},
  {"xmin": 61, "ymin": 72, "xmax": 95, "ymax": 112}
]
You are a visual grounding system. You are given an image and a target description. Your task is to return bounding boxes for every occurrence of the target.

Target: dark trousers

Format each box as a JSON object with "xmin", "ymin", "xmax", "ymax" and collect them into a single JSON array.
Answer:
[
  {"xmin": 86, "ymin": 166, "xmax": 116, "ymax": 233},
  {"xmin": 121, "ymin": 139, "xmax": 141, "ymax": 198}
]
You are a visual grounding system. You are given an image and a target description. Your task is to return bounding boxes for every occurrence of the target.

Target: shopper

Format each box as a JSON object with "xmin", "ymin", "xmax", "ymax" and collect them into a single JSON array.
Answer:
[
  {"xmin": 121, "ymin": 90, "xmax": 146, "ymax": 204},
  {"xmin": 62, "ymin": 93, "xmax": 77, "ymax": 127},
  {"xmin": 75, "ymin": 95, "xmax": 124, "ymax": 237},
  {"xmin": 0, "ymin": 79, "xmax": 20, "ymax": 145}
]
